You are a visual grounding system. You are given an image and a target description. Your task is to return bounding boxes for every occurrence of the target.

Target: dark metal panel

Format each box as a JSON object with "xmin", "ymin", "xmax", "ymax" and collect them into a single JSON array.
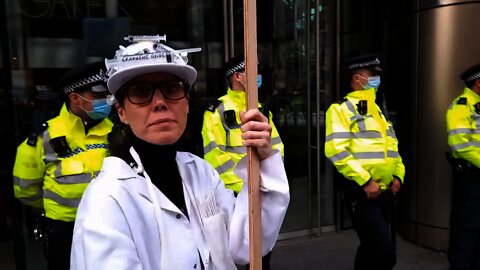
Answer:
[
  {"xmin": 420, "ymin": 0, "xmax": 480, "ymax": 10},
  {"xmin": 399, "ymin": 2, "xmax": 480, "ymax": 250},
  {"xmin": 396, "ymin": 9, "xmax": 420, "ymax": 245}
]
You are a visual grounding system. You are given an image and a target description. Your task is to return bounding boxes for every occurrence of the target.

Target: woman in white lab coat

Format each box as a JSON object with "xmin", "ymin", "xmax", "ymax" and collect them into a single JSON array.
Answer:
[{"xmin": 70, "ymin": 37, "xmax": 290, "ymax": 270}]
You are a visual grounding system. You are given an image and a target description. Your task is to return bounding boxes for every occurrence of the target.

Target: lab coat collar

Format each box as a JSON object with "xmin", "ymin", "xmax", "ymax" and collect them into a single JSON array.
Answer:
[{"xmin": 101, "ymin": 150, "xmax": 195, "ymax": 214}]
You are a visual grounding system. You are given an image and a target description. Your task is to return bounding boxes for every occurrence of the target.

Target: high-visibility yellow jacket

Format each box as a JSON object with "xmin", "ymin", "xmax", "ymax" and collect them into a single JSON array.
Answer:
[
  {"xmin": 324, "ymin": 88, "xmax": 405, "ymax": 190},
  {"xmin": 202, "ymin": 88, "xmax": 284, "ymax": 193},
  {"xmin": 13, "ymin": 103, "xmax": 113, "ymax": 222},
  {"xmin": 446, "ymin": 87, "xmax": 480, "ymax": 168}
]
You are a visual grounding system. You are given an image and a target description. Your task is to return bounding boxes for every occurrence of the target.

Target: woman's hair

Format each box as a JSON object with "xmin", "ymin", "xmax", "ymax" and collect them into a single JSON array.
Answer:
[{"xmin": 108, "ymin": 122, "xmax": 135, "ymax": 157}]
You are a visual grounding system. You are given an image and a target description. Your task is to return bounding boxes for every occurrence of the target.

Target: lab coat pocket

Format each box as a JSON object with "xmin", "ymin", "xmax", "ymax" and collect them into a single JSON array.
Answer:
[{"xmin": 198, "ymin": 192, "xmax": 236, "ymax": 270}]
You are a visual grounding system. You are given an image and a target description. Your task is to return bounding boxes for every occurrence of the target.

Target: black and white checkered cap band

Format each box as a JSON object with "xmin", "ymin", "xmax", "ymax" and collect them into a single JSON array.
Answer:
[
  {"xmin": 63, "ymin": 70, "xmax": 106, "ymax": 94},
  {"xmin": 348, "ymin": 57, "xmax": 381, "ymax": 70},
  {"xmin": 225, "ymin": 62, "xmax": 245, "ymax": 77},
  {"xmin": 465, "ymin": 72, "xmax": 480, "ymax": 83}
]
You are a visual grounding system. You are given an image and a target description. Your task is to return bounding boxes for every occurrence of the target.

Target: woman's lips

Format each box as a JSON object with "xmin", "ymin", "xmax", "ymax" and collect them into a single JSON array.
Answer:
[{"xmin": 148, "ymin": 118, "xmax": 176, "ymax": 126}]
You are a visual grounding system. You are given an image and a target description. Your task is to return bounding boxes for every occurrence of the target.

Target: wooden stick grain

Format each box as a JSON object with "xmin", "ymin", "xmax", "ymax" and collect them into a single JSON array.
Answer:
[{"xmin": 243, "ymin": 0, "xmax": 262, "ymax": 269}]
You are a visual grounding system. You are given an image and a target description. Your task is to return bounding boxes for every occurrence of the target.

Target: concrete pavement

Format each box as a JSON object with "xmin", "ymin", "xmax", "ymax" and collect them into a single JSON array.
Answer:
[{"xmin": 0, "ymin": 229, "xmax": 448, "ymax": 270}]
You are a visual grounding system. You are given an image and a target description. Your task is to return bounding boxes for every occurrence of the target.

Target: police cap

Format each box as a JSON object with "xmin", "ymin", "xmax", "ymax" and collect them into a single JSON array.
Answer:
[
  {"xmin": 59, "ymin": 62, "xmax": 108, "ymax": 94},
  {"xmin": 345, "ymin": 53, "xmax": 383, "ymax": 72},
  {"xmin": 224, "ymin": 57, "xmax": 245, "ymax": 78},
  {"xmin": 460, "ymin": 63, "xmax": 480, "ymax": 84}
]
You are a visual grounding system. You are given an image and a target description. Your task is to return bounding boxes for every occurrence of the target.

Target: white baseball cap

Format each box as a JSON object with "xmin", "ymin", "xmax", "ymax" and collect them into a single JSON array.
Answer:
[{"xmin": 105, "ymin": 35, "xmax": 201, "ymax": 96}]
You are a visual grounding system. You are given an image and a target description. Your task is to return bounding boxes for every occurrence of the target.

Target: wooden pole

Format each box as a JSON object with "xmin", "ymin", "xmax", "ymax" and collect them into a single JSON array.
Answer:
[{"xmin": 243, "ymin": 0, "xmax": 262, "ymax": 269}]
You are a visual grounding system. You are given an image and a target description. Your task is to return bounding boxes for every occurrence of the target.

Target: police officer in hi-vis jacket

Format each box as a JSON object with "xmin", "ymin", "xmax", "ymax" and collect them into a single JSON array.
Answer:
[
  {"xmin": 13, "ymin": 62, "xmax": 113, "ymax": 270},
  {"xmin": 202, "ymin": 57, "xmax": 284, "ymax": 194},
  {"xmin": 201, "ymin": 57, "xmax": 284, "ymax": 269},
  {"xmin": 325, "ymin": 54, "xmax": 405, "ymax": 270},
  {"xmin": 446, "ymin": 63, "xmax": 480, "ymax": 270}
]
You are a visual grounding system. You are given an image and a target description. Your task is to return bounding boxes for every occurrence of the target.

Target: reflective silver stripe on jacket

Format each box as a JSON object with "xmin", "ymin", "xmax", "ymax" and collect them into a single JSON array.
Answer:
[
  {"xmin": 204, "ymin": 141, "xmax": 215, "ymax": 154},
  {"xmin": 353, "ymin": 131, "xmax": 382, "ymax": 139},
  {"xmin": 387, "ymin": 150, "xmax": 400, "ymax": 158},
  {"xmin": 18, "ymin": 190, "xmax": 43, "ymax": 204},
  {"xmin": 271, "ymin": 136, "xmax": 282, "ymax": 145},
  {"xmin": 215, "ymin": 159, "xmax": 236, "ymax": 174},
  {"xmin": 473, "ymin": 113, "xmax": 480, "ymax": 131},
  {"xmin": 43, "ymin": 189, "xmax": 81, "ymax": 208},
  {"xmin": 206, "ymin": 140, "xmax": 279, "ymax": 155},
  {"xmin": 204, "ymin": 141, "xmax": 248, "ymax": 155},
  {"xmin": 53, "ymin": 162, "xmax": 93, "ymax": 183},
  {"xmin": 326, "ymin": 132, "xmax": 351, "ymax": 141},
  {"xmin": 13, "ymin": 177, "xmax": 43, "ymax": 189},
  {"xmin": 55, "ymin": 173, "xmax": 92, "ymax": 185},
  {"xmin": 43, "ymin": 131, "xmax": 58, "ymax": 162},
  {"xmin": 326, "ymin": 131, "xmax": 382, "ymax": 141},
  {"xmin": 226, "ymin": 146, "xmax": 247, "ymax": 154},
  {"xmin": 345, "ymin": 100, "xmax": 357, "ymax": 115},
  {"xmin": 447, "ymin": 128, "xmax": 473, "ymax": 136},
  {"xmin": 387, "ymin": 128, "xmax": 397, "ymax": 138},
  {"xmin": 345, "ymin": 100, "xmax": 367, "ymax": 131},
  {"xmin": 451, "ymin": 141, "xmax": 480, "ymax": 151},
  {"xmin": 328, "ymin": 150, "xmax": 351, "ymax": 162},
  {"xmin": 352, "ymin": 152, "xmax": 385, "ymax": 159}
]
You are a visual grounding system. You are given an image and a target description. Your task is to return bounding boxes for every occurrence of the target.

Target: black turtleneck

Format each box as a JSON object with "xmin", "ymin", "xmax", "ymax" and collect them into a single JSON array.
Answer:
[{"xmin": 125, "ymin": 137, "xmax": 188, "ymax": 216}]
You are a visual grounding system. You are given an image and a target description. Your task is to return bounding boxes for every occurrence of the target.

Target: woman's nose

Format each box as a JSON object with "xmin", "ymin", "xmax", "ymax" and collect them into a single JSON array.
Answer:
[{"xmin": 151, "ymin": 89, "xmax": 167, "ymax": 110}]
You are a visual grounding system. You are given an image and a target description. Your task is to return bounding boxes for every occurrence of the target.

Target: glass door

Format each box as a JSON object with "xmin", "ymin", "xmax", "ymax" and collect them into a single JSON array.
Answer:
[{"xmin": 229, "ymin": 0, "xmax": 336, "ymax": 236}]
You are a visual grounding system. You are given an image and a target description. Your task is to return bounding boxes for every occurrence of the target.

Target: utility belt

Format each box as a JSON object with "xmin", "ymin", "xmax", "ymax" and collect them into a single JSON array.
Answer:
[
  {"xmin": 33, "ymin": 211, "xmax": 48, "ymax": 241},
  {"xmin": 33, "ymin": 214, "xmax": 74, "ymax": 242},
  {"xmin": 446, "ymin": 152, "xmax": 480, "ymax": 174},
  {"xmin": 33, "ymin": 214, "xmax": 75, "ymax": 259}
]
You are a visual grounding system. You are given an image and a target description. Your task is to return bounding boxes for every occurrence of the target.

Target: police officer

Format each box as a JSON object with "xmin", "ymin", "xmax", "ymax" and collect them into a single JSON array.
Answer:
[
  {"xmin": 12, "ymin": 62, "xmax": 113, "ymax": 270},
  {"xmin": 202, "ymin": 57, "xmax": 284, "ymax": 193},
  {"xmin": 201, "ymin": 57, "xmax": 284, "ymax": 269},
  {"xmin": 325, "ymin": 54, "xmax": 405, "ymax": 270},
  {"xmin": 446, "ymin": 63, "xmax": 480, "ymax": 270}
]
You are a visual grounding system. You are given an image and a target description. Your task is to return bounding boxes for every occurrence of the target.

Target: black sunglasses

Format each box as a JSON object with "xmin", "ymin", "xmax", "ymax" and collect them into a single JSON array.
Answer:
[{"xmin": 121, "ymin": 80, "xmax": 189, "ymax": 105}]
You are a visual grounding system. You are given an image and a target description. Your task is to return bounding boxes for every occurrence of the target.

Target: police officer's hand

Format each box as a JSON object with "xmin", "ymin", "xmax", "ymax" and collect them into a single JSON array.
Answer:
[
  {"xmin": 389, "ymin": 177, "xmax": 401, "ymax": 194},
  {"xmin": 240, "ymin": 109, "xmax": 273, "ymax": 160},
  {"xmin": 363, "ymin": 180, "xmax": 381, "ymax": 199}
]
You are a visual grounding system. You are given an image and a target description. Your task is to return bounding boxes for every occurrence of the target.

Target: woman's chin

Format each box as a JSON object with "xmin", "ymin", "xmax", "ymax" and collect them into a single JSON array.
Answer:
[{"xmin": 144, "ymin": 134, "xmax": 181, "ymax": 145}]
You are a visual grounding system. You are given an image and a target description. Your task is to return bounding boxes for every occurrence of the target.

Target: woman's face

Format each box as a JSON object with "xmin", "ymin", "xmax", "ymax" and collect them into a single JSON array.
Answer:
[{"xmin": 117, "ymin": 72, "xmax": 189, "ymax": 145}]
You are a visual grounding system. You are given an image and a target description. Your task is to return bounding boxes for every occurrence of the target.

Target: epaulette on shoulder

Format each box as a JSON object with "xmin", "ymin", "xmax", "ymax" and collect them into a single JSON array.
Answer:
[
  {"xmin": 331, "ymin": 97, "xmax": 347, "ymax": 105},
  {"xmin": 457, "ymin": 97, "xmax": 467, "ymax": 105},
  {"xmin": 26, "ymin": 122, "xmax": 48, "ymax": 146},
  {"xmin": 206, "ymin": 99, "xmax": 222, "ymax": 112}
]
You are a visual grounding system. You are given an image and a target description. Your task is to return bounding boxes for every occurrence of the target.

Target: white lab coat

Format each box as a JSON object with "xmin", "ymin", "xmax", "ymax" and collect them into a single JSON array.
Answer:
[{"xmin": 70, "ymin": 148, "xmax": 289, "ymax": 270}]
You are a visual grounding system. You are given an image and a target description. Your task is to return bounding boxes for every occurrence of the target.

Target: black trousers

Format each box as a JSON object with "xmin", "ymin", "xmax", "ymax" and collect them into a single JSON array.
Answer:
[
  {"xmin": 448, "ymin": 165, "xmax": 480, "ymax": 270},
  {"xmin": 43, "ymin": 218, "xmax": 75, "ymax": 270},
  {"xmin": 346, "ymin": 192, "xmax": 396, "ymax": 270}
]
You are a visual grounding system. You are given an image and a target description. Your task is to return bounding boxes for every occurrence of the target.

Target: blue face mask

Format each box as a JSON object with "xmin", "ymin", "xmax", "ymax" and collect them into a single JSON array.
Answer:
[
  {"xmin": 78, "ymin": 94, "xmax": 113, "ymax": 120},
  {"xmin": 239, "ymin": 73, "xmax": 263, "ymax": 88},
  {"xmin": 361, "ymin": 76, "xmax": 381, "ymax": 90}
]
